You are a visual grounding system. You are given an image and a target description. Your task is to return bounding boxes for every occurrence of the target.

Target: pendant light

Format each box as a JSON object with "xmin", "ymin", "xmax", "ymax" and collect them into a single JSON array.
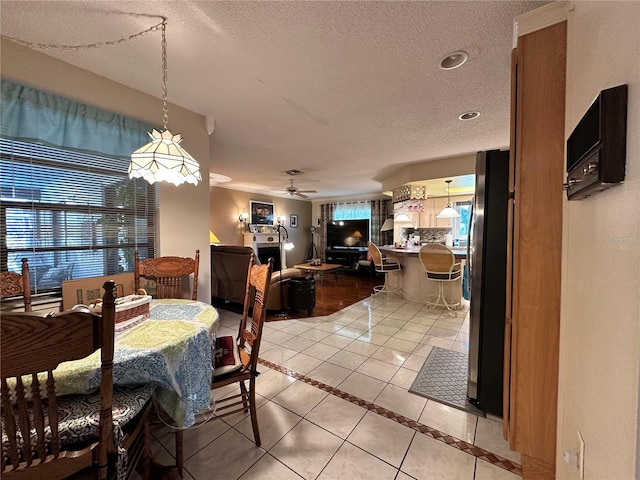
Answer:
[
  {"xmin": 128, "ymin": 18, "xmax": 202, "ymax": 186},
  {"xmin": 1, "ymin": 17, "xmax": 198, "ymax": 184},
  {"xmin": 436, "ymin": 180, "xmax": 460, "ymax": 218}
]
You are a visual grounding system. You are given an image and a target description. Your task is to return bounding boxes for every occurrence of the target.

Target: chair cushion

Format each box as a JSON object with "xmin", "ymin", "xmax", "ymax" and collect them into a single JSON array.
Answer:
[
  {"xmin": 376, "ymin": 260, "xmax": 401, "ymax": 272},
  {"xmin": 213, "ymin": 335, "xmax": 243, "ymax": 377},
  {"xmin": 1, "ymin": 383, "xmax": 155, "ymax": 460},
  {"xmin": 426, "ymin": 271, "xmax": 461, "ymax": 280}
]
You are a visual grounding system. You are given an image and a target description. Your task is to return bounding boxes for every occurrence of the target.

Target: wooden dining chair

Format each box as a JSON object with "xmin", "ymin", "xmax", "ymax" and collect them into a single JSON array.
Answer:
[
  {"xmin": 1, "ymin": 280, "xmax": 154, "ymax": 480},
  {"xmin": 174, "ymin": 254, "xmax": 273, "ymax": 476},
  {"xmin": 134, "ymin": 250, "xmax": 200, "ymax": 300},
  {"xmin": 0, "ymin": 257, "xmax": 32, "ymax": 311},
  {"xmin": 418, "ymin": 243, "xmax": 462, "ymax": 316}
]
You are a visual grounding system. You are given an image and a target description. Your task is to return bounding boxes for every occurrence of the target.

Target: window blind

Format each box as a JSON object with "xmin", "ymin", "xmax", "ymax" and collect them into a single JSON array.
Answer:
[{"xmin": 0, "ymin": 139, "xmax": 156, "ymax": 294}]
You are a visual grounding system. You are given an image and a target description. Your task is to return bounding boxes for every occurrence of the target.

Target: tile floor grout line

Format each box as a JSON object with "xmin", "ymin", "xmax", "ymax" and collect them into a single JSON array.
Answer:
[{"xmin": 258, "ymin": 357, "xmax": 522, "ymax": 476}]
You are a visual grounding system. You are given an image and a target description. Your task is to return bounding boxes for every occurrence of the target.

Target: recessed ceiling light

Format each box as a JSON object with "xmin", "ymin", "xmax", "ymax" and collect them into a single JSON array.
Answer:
[
  {"xmin": 458, "ymin": 111, "xmax": 480, "ymax": 121},
  {"xmin": 439, "ymin": 51, "xmax": 469, "ymax": 70}
]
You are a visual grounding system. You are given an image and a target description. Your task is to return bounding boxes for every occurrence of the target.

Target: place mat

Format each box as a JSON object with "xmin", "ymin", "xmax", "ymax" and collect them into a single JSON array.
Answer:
[{"xmin": 409, "ymin": 346, "xmax": 484, "ymax": 416}]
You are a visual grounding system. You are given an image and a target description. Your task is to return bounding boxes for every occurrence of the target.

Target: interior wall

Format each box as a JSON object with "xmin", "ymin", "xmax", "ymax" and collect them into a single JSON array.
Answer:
[
  {"xmin": 210, "ymin": 186, "xmax": 312, "ymax": 266},
  {"xmin": 557, "ymin": 3, "xmax": 639, "ymax": 479},
  {"xmin": 1, "ymin": 39, "xmax": 213, "ymax": 302},
  {"xmin": 377, "ymin": 153, "xmax": 476, "ymax": 193}
]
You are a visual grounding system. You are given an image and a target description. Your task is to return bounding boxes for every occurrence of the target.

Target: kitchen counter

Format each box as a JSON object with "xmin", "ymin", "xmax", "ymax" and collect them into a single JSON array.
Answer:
[
  {"xmin": 379, "ymin": 245, "xmax": 466, "ymax": 306},
  {"xmin": 379, "ymin": 245, "xmax": 467, "ymax": 259}
]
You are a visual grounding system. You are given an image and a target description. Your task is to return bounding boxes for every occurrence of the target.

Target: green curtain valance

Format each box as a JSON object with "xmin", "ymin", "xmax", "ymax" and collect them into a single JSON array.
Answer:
[{"xmin": 1, "ymin": 79, "xmax": 153, "ymax": 159}]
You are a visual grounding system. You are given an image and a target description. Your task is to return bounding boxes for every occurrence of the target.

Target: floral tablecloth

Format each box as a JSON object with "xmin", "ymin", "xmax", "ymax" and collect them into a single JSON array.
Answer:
[{"xmin": 55, "ymin": 299, "xmax": 219, "ymax": 428}]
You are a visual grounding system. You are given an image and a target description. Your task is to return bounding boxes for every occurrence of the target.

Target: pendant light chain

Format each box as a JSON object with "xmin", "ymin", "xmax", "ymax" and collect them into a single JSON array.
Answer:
[
  {"xmin": 160, "ymin": 19, "xmax": 169, "ymax": 132},
  {"xmin": 4, "ymin": 14, "xmax": 202, "ymax": 186},
  {"xmin": 1, "ymin": 17, "xmax": 166, "ymax": 51}
]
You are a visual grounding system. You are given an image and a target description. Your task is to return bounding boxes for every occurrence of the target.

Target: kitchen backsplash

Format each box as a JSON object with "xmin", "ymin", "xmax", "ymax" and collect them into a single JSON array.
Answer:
[{"xmin": 400, "ymin": 227, "xmax": 452, "ymax": 244}]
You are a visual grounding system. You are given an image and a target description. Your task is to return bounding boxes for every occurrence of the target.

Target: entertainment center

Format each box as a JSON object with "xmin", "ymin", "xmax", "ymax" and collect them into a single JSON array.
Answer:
[
  {"xmin": 324, "ymin": 219, "xmax": 370, "ymax": 270},
  {"xmin": 324, "ymin": 247, "xmax": 368, "ymax": 270}
]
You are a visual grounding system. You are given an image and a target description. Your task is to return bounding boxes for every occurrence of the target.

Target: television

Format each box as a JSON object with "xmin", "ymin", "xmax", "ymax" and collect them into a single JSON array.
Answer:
[{"xmin": 326, "ymin": 219, "xmax": 370, "ymax": 248}]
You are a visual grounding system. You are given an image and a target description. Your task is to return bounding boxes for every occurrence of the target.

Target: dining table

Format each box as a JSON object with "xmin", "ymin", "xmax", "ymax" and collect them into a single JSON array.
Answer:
[{"xmin": 54, "ymin": 298, "xmax": 219, "ymax": 428}]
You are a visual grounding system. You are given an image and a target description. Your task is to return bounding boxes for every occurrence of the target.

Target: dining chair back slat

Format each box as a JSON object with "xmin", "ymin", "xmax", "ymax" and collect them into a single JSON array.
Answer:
[
  {"xmin": 1, "ymin": 281, "xmax": 116, "ymax": 479},
  {"xmin": 0, "ymin": 258, "xmax": 32, "ymax": 312},
  {"xmin": 134, "ymin": 250, "xmax": 200, "ymax": 300}
]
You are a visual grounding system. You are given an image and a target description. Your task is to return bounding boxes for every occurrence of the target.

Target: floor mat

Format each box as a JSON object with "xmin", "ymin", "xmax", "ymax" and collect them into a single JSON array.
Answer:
[{"xmin": 409, "ymin": 346, "xmax": 484, "ymax": 417}]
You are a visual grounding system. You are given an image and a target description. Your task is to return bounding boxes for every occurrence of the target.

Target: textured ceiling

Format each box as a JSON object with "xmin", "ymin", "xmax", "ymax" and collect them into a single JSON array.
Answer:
[{"xmin": 0, "ymin": 1, "xmax": 546, "ymax": 200}]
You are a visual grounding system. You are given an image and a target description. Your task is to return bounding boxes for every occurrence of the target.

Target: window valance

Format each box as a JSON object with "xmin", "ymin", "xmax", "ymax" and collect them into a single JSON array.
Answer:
[{"xmin": 1, "ymin": 79, "xmax": 153, "ymax": 159}]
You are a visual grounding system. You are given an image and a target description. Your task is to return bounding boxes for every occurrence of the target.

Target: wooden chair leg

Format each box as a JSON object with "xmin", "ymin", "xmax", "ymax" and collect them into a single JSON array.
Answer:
[
  {"xmin": 249, "ymin": 375, "xmax": 261, "ymax": 447},
  {"xmin": 140, "ymin": 421, "xmax": 151, "ymax": 480},
  {"xmin": 175, "ymin": 430, "xmax": 184, "ymax": 478}
]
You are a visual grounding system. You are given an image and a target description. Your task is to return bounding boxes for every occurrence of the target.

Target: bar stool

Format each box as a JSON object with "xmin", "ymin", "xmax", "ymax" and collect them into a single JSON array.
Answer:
[
  {"xmin": 368, "ymin": 242, "xmax": 403, "ymax": 298},
  {"xmin": 418, "ymin": 244, "xmax": 462, "ymax": 316}
]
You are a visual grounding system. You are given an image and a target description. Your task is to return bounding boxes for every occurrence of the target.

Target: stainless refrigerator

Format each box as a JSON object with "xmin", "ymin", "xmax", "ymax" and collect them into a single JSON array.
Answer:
[{"xmin": 467, "ymin": 149, "xmax": 509, "ymax": 416}]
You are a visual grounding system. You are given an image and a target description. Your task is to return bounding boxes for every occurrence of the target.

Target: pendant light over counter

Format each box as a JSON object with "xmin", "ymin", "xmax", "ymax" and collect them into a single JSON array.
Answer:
[{"xmin": 436, "ymin": 180, "xmax": 460, "ymax": 219}]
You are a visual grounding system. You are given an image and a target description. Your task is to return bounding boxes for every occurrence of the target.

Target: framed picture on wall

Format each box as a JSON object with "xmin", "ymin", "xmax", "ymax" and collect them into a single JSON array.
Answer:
[
  {"xmin": 250, "ymin": 201, "xmax": 275, "ymax": 225},
  {"xmin": 290, "ymin": 214, "xmax": 298, "ymax": 228}
]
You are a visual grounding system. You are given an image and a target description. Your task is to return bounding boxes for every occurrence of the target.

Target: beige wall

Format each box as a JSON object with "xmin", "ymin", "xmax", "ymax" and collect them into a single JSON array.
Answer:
[
  {"xmin": 377, "ymin": 153, "xmax": 476, "ymax": 193},
  {"xmin": 557, "ymin": 3, "xmax": 639, "ymax": 479},
  {"xmin": 1, "ymin": 39, "xmax": 213, "ymax": 302},
  {"xmin": 210, "ymin": 186, "xmax": 312, "ymax": 266}
]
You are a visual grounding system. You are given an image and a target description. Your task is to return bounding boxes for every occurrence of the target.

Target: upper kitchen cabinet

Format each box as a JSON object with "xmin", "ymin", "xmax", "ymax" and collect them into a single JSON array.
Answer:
[{"xmin": 504, "ymin": 14, "xmax": 567, "ymax": 480}]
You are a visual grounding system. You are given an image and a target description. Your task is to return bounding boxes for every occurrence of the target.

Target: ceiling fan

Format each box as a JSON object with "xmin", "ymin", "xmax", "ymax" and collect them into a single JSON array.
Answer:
[{"xmin": 285, "ymin": 179, "xmax": 317, "ymax": 198}]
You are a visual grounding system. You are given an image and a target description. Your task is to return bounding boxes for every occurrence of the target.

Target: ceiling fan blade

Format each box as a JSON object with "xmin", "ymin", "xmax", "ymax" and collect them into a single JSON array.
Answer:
[
  {"xmin": 294, "ymin": 192, "xmax": 309, "ymax": 198},
  {"xmin": 297, "ymin": 189, "xmax": 317, "ymax": 194}
]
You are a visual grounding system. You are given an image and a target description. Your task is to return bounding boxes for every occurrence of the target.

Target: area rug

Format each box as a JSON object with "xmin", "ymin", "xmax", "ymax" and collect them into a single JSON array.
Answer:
[{"xmin": 409, "ymin": 346, "xmax": 484, "ymax": 417}]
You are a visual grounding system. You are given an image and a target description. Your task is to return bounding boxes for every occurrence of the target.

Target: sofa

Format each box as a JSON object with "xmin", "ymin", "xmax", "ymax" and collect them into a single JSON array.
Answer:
[
  {"xmin": 266, "ymin": 268, "xmax": 304, "ymax": 311},
  {"xmin": 210, "ymin": 245, "xmax": 303, "ymax": 310}
]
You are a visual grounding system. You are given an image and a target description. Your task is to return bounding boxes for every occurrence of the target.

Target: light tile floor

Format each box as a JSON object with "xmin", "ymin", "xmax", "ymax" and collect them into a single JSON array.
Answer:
[{"xmin": 149, "ymin": 295, "xmax": 521, "ymax": 480}]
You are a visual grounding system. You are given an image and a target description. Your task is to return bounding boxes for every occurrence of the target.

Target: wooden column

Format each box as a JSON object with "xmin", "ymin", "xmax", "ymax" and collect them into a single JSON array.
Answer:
[{"xmin": 504, "ymin": 20, "xmax": 567, "ymax": 480}]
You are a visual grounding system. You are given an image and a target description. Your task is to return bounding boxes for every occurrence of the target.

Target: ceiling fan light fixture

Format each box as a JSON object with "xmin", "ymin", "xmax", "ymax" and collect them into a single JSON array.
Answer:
[
  {"xmin": 439, "ymin": 51, "xmax": 469, "ymax": 70},
  {"xmin": 285, "ymin": 179, "xmax": 317, "ymax": 198},
  {"xmin": 285, "ymin": 169, "xmax": 304, "ymax": 176}
]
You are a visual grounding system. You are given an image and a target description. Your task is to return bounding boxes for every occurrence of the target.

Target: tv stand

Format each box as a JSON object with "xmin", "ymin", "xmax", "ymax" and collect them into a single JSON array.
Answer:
[{"xmin": 325, "ymin": 248, "xmax": 367, "ymax": 270}]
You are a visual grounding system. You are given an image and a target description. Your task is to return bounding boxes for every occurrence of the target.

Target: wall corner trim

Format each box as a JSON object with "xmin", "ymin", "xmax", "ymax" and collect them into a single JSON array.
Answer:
[{"xmin": 513, "ymin": 1, "xmax": 571, "ymax": 47}]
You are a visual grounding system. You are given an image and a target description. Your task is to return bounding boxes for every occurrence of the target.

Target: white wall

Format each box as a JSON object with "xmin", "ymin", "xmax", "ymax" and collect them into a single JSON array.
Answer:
[
  {"xmin": 557, "ymin": 2, "xmax": 640, "ymax": 479},
  {"xmin": 1, "ymin": 39, "xmax": 212, "ymax": 302}
]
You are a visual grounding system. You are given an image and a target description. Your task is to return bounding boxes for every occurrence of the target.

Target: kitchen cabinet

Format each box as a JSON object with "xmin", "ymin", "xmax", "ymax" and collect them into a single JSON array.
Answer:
[
  {"xmin": 504, "ymin": 21, "xmax": 566, "ymax": 480},
  {"xmin": 432, "ymin": 197, "xmax": 452, "ymax": 227},
  {"xmin": 418, "ymin": 195, "xmax": 472, "ymax": 228}
]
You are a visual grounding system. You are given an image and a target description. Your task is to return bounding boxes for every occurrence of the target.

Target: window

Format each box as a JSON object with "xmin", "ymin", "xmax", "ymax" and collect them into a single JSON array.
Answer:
[
  {"xmin": 332, "ymin": 201, "xmax": 371, "ymax": 221},
  {"xmin": 453, "ymin": 200, "xmax": 472, "ymax": 241},
  {"xmin": 1, "ymin": 139, "xmax": 156, "ymax": 293},
  {"xmin": 332, "ymin": 201, "xmax": 372, "ymax": 243}
]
